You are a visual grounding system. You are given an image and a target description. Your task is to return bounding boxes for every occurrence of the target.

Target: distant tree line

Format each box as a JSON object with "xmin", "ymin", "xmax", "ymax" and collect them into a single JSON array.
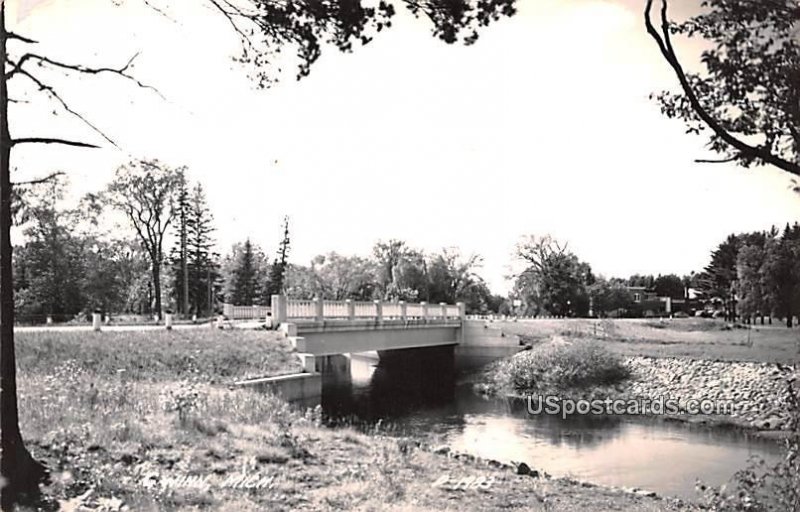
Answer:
[
  {"xmin": 13, "ymin": 160, "xmax": 226, "ymax": 322},
  {"xmin": 698, "ymin": 224, "xmax": 800, "ymax": 327},
  {"xmin": 222, "ymin": 238, "xmax": 505, "ymax": 315}
]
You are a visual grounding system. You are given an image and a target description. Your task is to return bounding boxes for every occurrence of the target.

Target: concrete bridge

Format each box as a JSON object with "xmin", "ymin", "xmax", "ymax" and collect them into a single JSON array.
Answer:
[{"xmin": 270, "ymin": 295, "xmax": 522, "ymax": 373}]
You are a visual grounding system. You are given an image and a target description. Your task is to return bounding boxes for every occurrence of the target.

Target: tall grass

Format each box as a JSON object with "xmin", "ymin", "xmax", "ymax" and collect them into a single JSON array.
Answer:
[
  {"xmin": 16, "ymin": 329, "xmax": 301, "ymax": 382},
  {"xmin": 486, "ymin": 339, "xmax": 630, "ymax": 395}
]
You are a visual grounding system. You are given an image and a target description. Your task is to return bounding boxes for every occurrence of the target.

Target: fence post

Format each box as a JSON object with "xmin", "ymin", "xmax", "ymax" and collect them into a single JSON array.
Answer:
[
  {"xmin": 165, "ymin": 312, "xmax": 173, "ymax": 330},
  {"xmin": 399, "ymin": 301, "xmax": 407, "ymax": 322},
  {"xmin": 346, "ymin": 299, "xmax": 355, "ymax": 320},
  {"xmin": 421, "ymin": 302, "xmax": 428, "ymax": 322},
  {"xmin": 92, "ymin": 312, "xmax": 102, "ymax": 332},
  {"xmin": 271, "ymin": 294, "xmax": 287, "ymax": 325},
  {"xmin": 314, "ymin": 297, "xmax": 324, "ymax": 321},
  {"xmin": 374, "ymin": 299, "xmax": 383, "ymax": 323},
  {"xmin": 440, "ymin": 302, "xmax": 447, "ymax": 320}
]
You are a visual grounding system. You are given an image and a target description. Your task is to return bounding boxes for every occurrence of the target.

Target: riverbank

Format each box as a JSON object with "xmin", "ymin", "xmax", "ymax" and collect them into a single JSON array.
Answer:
[
  {"xmin": 15, "ymin": 329, "xmax": 695, "ymax": 511},
  {"xmin": 19, "ymin": 378, "xmax": 691, "ymax": 511},
  {"xmin": 476, "ymin": 333, "xmax": 798, "ymax": 434}
]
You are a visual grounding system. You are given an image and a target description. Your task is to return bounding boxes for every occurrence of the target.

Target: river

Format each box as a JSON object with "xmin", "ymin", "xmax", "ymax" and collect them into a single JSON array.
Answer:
[{"xmin": 319, "ymin": 352, "xmax": 784, "ymax": 500}]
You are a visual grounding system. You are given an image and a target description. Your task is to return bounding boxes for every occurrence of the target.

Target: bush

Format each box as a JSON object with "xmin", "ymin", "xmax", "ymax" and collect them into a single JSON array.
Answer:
[{"xmin": 489, "ymin": 339, "xmax": 630, "ymax": 395}]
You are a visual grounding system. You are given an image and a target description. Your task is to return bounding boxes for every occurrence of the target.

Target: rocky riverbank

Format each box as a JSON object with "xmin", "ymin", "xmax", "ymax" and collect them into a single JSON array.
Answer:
[
  {"xmin": 625, "ymin": 356, "xmax": 797, "ymax": 431},
  {"xmin": 477, "ymin": 340, "xmax": 798, "ymax": 433}
]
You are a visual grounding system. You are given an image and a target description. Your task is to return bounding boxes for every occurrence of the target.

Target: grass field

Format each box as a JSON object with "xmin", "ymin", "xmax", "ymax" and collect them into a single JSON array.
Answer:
[
  {"xmin": 13, "ymin": 329, "xmax": 680, "ymax": 511},
  {"xmin": 496, "ymin": 318, "xmax": 800, "ymax": 363}
]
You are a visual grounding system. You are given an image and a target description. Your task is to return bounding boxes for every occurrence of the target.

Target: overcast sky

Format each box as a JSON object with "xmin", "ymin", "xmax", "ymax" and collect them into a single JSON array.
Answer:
[{"xmin": 6, "ymin": 0, "xmax": 800, "ymax": 294}]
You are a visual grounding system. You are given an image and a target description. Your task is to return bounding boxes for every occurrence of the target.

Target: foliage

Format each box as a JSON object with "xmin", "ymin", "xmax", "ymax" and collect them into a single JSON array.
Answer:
[
  {"xmin": 263, "ymin": 216, "xmax": 291, "ymax": 300},
  {"xmin": 648, "ymin": 0, "xmax": 800, "ymax": 175},
  {"xmin": 588, "ymin": 277, "xmax": 633, "ymax": 318},
  {"xmin": 514, "ymin": 235, "xmax": 594, "ymax": 317},
  {"xmin": 225, "ymin": 238, "xmax": 265, "ymax": 306},
  {"xmin": 653, "ymin": 274, "xmax": 684, "ymax": 300},
  {"xmin": 488, "ymin": 339, "xmax": 630, "ymax": 395},
  {"xmin": 106, "ymin": 159, "xmax": 184, "ymax": 317},
  {"xmin": 169, "ymin": 181, "xmax": 220, "ymax": 316}
]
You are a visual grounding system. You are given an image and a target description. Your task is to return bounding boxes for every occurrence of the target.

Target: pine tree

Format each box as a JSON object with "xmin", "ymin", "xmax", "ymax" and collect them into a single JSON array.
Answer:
[
  {"xmin": 264, "ymin": 216, "xmax": 290, "ymax": 299},
  {"xmin": 168, "ymin": 169, "xmax": 190, "ymax": 314},
  {"xmin": 186, "ymin": 184, "xmax": 219, "ymax": 316},
  {"xmin": 231, "ymin": 239, "xmax": 260, "ymax": 306}
]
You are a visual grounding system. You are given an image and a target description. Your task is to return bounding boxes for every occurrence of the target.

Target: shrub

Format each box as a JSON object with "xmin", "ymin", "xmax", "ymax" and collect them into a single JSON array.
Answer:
[{"xmin": 489, "ymin": 339, "xmax": 630, "ymax": 395}]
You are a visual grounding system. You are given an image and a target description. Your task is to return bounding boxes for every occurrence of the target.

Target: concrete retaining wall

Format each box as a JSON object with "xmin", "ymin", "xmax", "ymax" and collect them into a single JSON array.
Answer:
[
  {"xmin": 457, "ymin": 320, "xmax": 523, "ymax": 370},
  {"xmin": 234, "ymin": 372, "xmax": 322, "ymax": 403}
]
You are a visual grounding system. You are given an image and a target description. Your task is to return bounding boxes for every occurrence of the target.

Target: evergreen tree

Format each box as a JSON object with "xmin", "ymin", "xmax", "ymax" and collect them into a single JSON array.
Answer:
[
  {"xmin": 763, "ymin": 224, "xmax": 800, "ymax": 328},
  {"xmin": 230, "ymin": 239, "xmax": 261, "ymax": 306},
  {"xmin": 264, "ymin": 216, "xmax": 291, "ymax": 299},
  {"xmin": 186, "ymin": 184, "xmax": 219, "ymax": 315},
  {"xmin": 698, "ymin": 234, "xmax": 741, "ymax": 321},
  {"xmin": 168, "ymin": 169, "xmax": 190, "ymax": 314}
]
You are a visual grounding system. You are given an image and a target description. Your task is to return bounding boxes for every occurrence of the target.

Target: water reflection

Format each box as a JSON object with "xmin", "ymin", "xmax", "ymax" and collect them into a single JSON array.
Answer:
[{"xmin": 320, "ymin": 352, "xmax": 783, "ymax": 499}]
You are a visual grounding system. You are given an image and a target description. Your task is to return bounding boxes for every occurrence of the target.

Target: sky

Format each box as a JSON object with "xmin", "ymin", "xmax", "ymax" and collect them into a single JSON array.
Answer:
[{"xmin": 5, "ymin": 0, "xmax": 800, "ymax": 294}]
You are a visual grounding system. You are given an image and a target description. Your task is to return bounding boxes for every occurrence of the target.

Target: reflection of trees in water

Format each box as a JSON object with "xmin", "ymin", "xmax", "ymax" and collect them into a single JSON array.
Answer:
[{"xmin": 451, "ymin": 391, "xmax": 628, "ymax": 450}]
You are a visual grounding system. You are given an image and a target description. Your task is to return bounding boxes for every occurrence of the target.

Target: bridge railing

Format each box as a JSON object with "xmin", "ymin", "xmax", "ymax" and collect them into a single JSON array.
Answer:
[{"xmin": 271, "ymin": 295, "xmax": 465, "ymax": 325}]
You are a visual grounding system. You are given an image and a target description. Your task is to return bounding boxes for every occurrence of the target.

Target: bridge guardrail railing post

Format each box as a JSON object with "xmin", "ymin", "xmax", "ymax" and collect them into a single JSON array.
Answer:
[
  {"xmin": 440, "ymin": 302, "xmax": 447, "ymax": 321},
  {"xmin": 421, "ymin": 302, "xmax": 428, "ymax": 323},
  {"xmin": 346, "ymin": 299, "xmax": 355, "ymax": 320},
  {"xmin": 374, "ymin": 299, "xmax": 383, "ymax": 324},
  {"xmin": 399, "ymin": 301, "xmax": 407, "ymax": 322},
  {"xmin": 313, "ymin": 297, "xmax": 324, "ymax": 322},
  {"xmin": 271, "ymin": 294, "xmax": 287, "ymax": 325}
]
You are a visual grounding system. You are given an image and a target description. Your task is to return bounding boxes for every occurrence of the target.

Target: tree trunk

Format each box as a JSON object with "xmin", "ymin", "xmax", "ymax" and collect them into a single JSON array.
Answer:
[
  {"xmin": 152, "ymin": 259, "xmax": 162, "ymax": 319},
  {"xmin": 0, "ymin": 7, "xmax": 46, "ymax": 508}
]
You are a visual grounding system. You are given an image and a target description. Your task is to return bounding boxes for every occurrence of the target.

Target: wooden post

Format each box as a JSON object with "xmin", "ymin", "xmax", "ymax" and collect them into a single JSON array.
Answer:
[
  {"xmin": 92, "ymin": 312, "xmax": 102, "ymax": 332},
  {"xmin": 346, "ymin": 299, "xmax": 355, "ymax": 320}
]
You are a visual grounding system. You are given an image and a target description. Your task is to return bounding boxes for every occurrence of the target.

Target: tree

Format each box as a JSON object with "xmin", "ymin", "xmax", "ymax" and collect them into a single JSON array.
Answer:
[
  {"xmin": 698, "ymin": 234, "xmax": 741, "ymax": 321},
  {"xmin": 13, "ymin": 178, "xmax": 85, "ymax": 322},
  {"xmin": 168, "ymin": 168, "xmax": 190, "ymax": 315},
  {"xmin": 308, "ymin": 252, "xmax": 378, "ymax": 300},
  {"xmin": 736, "ymin": 236, "xmax": 768, "ymax": 324},
  {"xmin": 514, "ymin": 235, "xmax": 594, "ymax": 317},
  {"xmin": 106, "ymin": 159, "xmax": 182, "ymax": 319},
  {"xmin": 0, "ymin": 0, "xmax": 516, "ymax": 503},
  {"xmin": 763, "ymin": 224, "xmax": 800, "ymax": 327},
  {"xmin": 427, "ymin": 247, "xmax": 483, "ymax": 306},
  {"xmin": 264, "ymin": 216, "xmax": 291, "ymax": 299},
  {"xmin": 186, "ymin": 183, "xmax": 219, "ymax": 316},
  {"xmin": 589, "ymin": 277, "xmax": 634, "ymax": 318},
  {"xmin": 223, "ymin": 239, "xmax": 268, "ymax": 306},
  {"xmin": 646, "ymin": 0, "xmax": 800, "ymax": 175},
  {"xmin": 653, "ymin": 274, "xmax": 684, "ymax": 300}
]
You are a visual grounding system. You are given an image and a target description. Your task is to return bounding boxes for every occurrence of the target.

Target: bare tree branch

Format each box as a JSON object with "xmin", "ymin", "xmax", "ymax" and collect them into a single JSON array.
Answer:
[
  {"xmin": 644, "ymin": 0, "xmax": 800, "ymax": 177},
  {"xmin": 14, "ymin": 68, "xmax": 120, "ymax": 148},
  {"xmin": 11, "ymin": 171, "xmax": 65, "ymax": 186},
  {"xmin": 11, "ymin": 137, "xmax": 100, "ymax": 149},
  {"xmin": 7, "ymin": 31, "xmax": 37, "ymax": 44},
  {"xmin": 695, "ymin": 156, "xmax": 739, "ymax": 164},
  {"xmin": 8, "ymin": 52, "xmax": 164, "ymax": 99}
]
